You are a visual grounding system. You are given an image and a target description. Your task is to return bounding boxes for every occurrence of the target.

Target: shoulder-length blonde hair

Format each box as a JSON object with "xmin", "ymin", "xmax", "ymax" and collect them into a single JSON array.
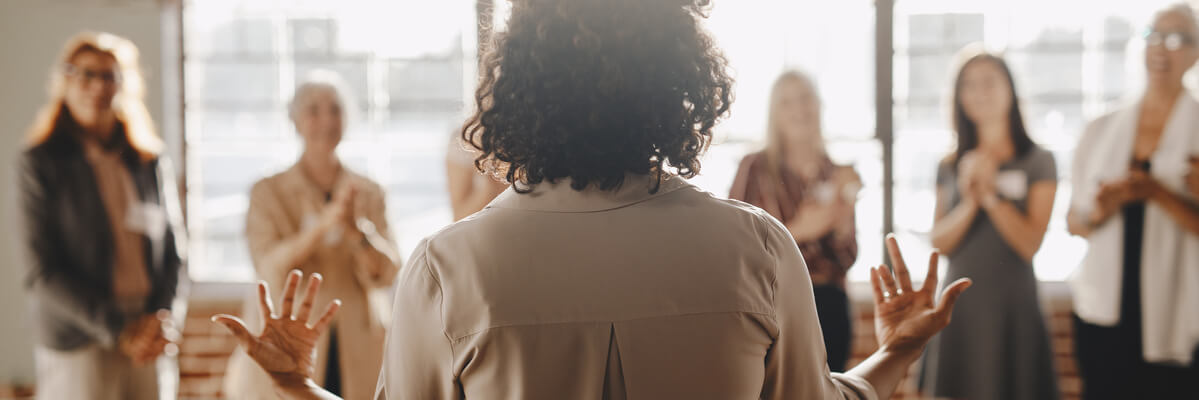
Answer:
[
  {"xmin": 25, "ymin": 31, "xmax": 161, "ymax": 162},
  {"xmin": 763, "ymin": 70, "xmax": 826, "ymax": 176}
]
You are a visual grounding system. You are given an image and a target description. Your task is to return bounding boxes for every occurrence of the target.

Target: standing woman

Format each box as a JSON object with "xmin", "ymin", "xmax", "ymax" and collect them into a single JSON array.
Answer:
[
  {"xmin": 1067, "ymin": 4, "xmax": 1199, "ymax": 399},
  {"xmin": 223, "ymin": 74, "xmax": 401, "ymax": 400},
  {"xmin": 921, "ymin": 49, "xmax": 1059, "ymax": 400},
  {"xmin": 729, "ymin": 70, "xmax": 860, "ymax": 372},
  {"xmin": 19, "ymin": 32, "xmax": 186, "ymax": 400}
]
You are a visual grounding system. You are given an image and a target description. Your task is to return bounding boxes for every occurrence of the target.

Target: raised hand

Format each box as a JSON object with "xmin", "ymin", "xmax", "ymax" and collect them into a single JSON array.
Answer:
[
  {"xmin": 870, "ymin": 235, "xmax": 972, "ymax": 354},
  {"xmin": 213, "ymin": 270, "xmax": 340, "ymax": 385}
]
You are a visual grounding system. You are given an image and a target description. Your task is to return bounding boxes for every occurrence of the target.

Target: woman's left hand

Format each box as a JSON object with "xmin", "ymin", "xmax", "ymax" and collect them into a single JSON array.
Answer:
[
  {"xmin": 1126, "ymin": 170, "xmax": 1163, "ymax": 202},
  {"xmin": 213, "ymin": 270, "xmax": 341, "ymax": 388},
  {"xmin": 871, "ymin": 236, "xmax": 972, "ymax": 355}
]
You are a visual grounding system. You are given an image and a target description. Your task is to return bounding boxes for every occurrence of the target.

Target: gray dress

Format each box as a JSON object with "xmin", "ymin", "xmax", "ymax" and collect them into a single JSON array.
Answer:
[{"xmin": 920, "ymin": 147, "xmax": 1060, "ymax": 400}]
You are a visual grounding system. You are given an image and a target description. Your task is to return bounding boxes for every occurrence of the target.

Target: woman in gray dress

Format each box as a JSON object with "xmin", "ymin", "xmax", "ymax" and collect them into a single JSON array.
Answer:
[{"xmin": 921, "ymin": 49, "xmax": 1060, "ymax": 399}]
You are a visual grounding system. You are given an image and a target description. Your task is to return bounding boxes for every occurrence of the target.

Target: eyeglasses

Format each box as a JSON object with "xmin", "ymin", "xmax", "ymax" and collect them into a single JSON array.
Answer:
[
  {"xmin": 63, "ymin": 63, "xmax": 122, "ymax": 85},
  {"xmin": 1144, "ymin": 29, "xmax": 1196, "ymax": 51}
]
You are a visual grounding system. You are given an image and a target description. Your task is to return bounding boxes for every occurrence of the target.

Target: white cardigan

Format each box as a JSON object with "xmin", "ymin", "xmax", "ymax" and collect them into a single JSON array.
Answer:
[{"xmin": 1069, "ymin": 93, "xmax": 1199, "ymax": 365}]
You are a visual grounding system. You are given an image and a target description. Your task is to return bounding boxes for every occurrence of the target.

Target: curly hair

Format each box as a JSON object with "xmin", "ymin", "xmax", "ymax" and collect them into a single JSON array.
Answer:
[{"xmin": 463, "ymin": 0, "xmax": 734, "ymax": 193}]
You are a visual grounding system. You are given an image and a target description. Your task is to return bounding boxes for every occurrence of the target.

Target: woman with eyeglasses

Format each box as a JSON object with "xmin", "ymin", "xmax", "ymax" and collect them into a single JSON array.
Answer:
[
  {"xmin": 1067, "ymin": 4, "xmax": 1199, "ymax": 399},
  {"xmin": 221, "ymin": 73, "xmax": 402, "ymax": 400},
  {"xmin": 19, "ymin": 32, "xmax": 185, "ymax": 400}
]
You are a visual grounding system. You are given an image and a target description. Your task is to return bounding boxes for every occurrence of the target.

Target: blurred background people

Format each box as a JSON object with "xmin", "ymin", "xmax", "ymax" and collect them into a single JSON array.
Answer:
[
  {"xmin": 19, "ymin": 31, "xmax": 185, "ymax": 400},
  {"xmin": 1067, "ymin": 4, "xmax": 1199, "ymax": 399},
  {"xmin": 921, "ymin": 49, "xmax": 1060, "ymax": 400},
  {"xmin": 446, "ymin": 131, "xmax": 507, "ymax": 221},
  {"xmin": 729, "ymin": 70, "xmax": 860, "ymax": 372},
  {"xmin": 212, "ymin": 0, "xmax": 972, "ymax": 398},
  {"xmin": 222, "ymin": 73, "xmax": 401, "ymax": 400}
]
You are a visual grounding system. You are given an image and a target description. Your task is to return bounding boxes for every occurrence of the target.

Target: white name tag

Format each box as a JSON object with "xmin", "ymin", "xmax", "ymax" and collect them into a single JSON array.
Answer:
[
  {"xmin": 302, "ymin": 213, "xmax": 344, "ymax": 246},
  {"xmin": 125, "ymin": 202, "xmax": 166, "ymax": 239},
  {"xmin": 995, "ymin": 170, "xmax": 1028, "ymax": 201}
]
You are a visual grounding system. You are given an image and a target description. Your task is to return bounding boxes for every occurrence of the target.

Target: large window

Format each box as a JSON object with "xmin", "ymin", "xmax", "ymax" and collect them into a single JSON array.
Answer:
[
  {"xmin": 183, "ymin": 0, "xmax": 476, "ymax": 281},
  {"xmin": 182, "ymin": 0, "xmax": 1178, "ymax": 282},
  {"xmin": 692, "ymin": 1, "xmax": 881, "ymax": 282},
  {"xmin": 891, "ymin": 0, "xmax": 1173, "ymax": 280}
]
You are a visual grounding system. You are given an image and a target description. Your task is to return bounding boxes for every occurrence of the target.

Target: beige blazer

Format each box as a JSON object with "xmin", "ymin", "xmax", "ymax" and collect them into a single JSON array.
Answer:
[
  {"xmin": 375, "ymin": 174, "xmax": 877, "ymax": 399},
  {"xmin": 225, "ymin": 164, "xmax": 399, "ymax": 400}
]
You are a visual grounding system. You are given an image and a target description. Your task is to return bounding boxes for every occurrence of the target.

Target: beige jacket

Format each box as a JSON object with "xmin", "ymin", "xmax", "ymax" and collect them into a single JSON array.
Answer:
[
  {"xmin": 375, "ymin": 174, "xmax": 877, "ymax": 399},
  {"xmin": 225, "ymin": 164, "xmax": 399, "ymax": 400}
]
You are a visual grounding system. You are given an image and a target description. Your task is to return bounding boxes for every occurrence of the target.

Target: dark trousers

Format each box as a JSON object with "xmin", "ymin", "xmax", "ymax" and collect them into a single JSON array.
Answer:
[
  {"xmin": 324, "ymin": 327, "xmax": 342, "ymax": 396},
  {"xmin": 1073, "ymin": 315, "xmax": 1198, "ymax": 399},
  {"xmin": 813, "ymin": 284, "xmax": 852, "ymax": 372}
]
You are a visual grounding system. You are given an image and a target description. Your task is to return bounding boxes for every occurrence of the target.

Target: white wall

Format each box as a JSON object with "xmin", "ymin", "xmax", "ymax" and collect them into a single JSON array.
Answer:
[{"xmin": 0, "ymin": 0, "xmax": 173, "ymax": 385}]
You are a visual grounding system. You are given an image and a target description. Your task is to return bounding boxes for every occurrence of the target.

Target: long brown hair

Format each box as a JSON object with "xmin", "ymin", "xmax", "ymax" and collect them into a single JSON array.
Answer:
[
  {"xmin": 25, "ymin": 31, "xmax": 161, "ymax": 162},
  {"xmin": 949, "ymin": 48, "xmax": 1033, "ymax": 167}
]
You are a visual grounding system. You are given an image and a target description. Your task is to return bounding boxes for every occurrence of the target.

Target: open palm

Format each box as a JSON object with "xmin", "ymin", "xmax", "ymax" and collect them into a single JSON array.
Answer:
[
  {"xmin": 213, "ymin": 270, "xmax": 341, "ymax": 383},
  {"xmin": 870, "ymin": 236, "xmax": 972, "ymax": 354}
]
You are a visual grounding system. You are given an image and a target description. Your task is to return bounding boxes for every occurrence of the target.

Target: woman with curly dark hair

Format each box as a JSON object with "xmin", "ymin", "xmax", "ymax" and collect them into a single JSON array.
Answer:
[{"xmin": 213, "ymin": 1, "xmax": 972, "ymax": 399}]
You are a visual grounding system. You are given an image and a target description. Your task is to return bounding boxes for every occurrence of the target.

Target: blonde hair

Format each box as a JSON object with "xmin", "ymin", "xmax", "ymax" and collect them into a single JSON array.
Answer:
[
  {"xmin": 25, "ymin": 31, "xmax": 161, "ymax": 162},
  {"xmin": 763, "ymin": 70, "xmax": 825, "ymax": 177}
]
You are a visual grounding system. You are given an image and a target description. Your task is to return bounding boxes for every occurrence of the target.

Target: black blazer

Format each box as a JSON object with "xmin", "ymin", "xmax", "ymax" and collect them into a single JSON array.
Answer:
[{"xmin": 19, "ymin": 123, "xmax": 186, "ymax": 351}]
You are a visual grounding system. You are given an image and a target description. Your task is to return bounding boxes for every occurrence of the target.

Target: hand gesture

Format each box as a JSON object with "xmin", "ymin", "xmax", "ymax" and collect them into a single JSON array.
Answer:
[
  {"xmin": 213, "ymin": 270, "xmax": 341, "ymax": 385},
  {"xmin": 119, "ymin": 310, "xmax": 177, "ymax": 366},
  {"xmin": 961, "ymin": 152, "xmax": 998, "ymax": 202},
  {"xmin": 787, "ymin": 200, "xmax": 840, "ymax": 241},
  {"xmin": 321, "ymin": 185, "xmax": 358, "ymax": 229},
  {"xmin": 870, "ymin": 235, "xmax": 972, "ymax": 354},
  {"xmin": 1093, "ymin": 172, "xmax": 1153, "ymax": 223},
  {"xmin": 831, "ymin": 166, "xmax": 863, "ymax": 202}
]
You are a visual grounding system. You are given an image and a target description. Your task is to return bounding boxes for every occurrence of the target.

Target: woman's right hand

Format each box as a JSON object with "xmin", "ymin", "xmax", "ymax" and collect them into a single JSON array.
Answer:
[
  {"xmin": 213, "ymin": 270, "xmax": 341, "ymax": 390},
  {"xmin": 118, "ymin": 310, "xmax": 177, "ymax": 366},
  {"xmin": 870, "ymin": 236, "xmax": 972, "ymax": 356},
  {"xmin": 956, "ymin": 152, "xmax": 985, "ymax": 203}
]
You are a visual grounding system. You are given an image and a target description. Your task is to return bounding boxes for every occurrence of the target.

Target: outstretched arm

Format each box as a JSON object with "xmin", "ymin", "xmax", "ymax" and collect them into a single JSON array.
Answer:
[{"xmin": 213, "ymin": 270, "xmax": 343, "ymax": 400}]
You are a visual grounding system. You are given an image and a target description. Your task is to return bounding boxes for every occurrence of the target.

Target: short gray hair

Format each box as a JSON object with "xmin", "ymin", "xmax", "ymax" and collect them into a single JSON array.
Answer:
[
  {"xmin": 1156, "ymin": 3, "xmax": 1199, "ymax": 38},
  {"xmin": 287, "ymin": 70, "xmax": 356, "ymax": 123}
]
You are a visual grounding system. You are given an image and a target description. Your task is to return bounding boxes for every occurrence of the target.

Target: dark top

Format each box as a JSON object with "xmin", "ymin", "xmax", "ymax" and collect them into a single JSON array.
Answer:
[
  {"xmin": 19, "ymin": 121, "xmax": 186, "ymax": 350},
  {"xmin": 1120, "ymin": 160, "xmax": 1150, "ymax": 335}
]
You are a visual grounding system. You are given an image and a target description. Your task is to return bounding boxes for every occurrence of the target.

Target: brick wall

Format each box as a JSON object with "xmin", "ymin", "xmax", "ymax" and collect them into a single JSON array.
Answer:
[
  {"xmin": 178, "ymin": 301, "xmax": 241, "ymax": 400},
  {"xmin": 845, "ymin": 284, "xmax": 1081, "ymax": 400},
  {"xmin": 169, "ymin": 286, "xmax": 1082, "ymax": 399}
]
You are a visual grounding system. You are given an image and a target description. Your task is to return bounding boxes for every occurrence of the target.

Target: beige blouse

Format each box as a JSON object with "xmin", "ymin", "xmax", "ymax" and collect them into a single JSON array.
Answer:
[
  {"xmin": 375, "ymin": 174, "xmax": 877, "ymax": 399},
  {"xmin": 225, "ymin": 164, "xmax": 399, "ymax": 400},
  {"xmin": 81, "ymin": 138, "xmax": 150, "ymax": 301}
]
